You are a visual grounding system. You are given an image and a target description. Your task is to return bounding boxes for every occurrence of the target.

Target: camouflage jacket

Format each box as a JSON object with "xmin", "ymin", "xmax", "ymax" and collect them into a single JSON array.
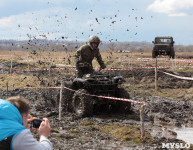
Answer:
[{"xmin": 75, "ymin": 43, "xmax": 105, "ymax": 68}]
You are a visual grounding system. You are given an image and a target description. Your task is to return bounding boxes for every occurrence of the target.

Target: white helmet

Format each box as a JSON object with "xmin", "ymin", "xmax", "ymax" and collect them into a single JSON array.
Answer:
[{"xmin": 89, "ymin": 35, "xmax": 100, "ymax": 43}]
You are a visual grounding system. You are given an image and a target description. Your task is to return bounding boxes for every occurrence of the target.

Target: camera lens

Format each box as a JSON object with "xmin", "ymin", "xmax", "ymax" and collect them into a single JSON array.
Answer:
[{"xmin": 32, "ymin": 119, "xmax": 42, "ymax": 128}]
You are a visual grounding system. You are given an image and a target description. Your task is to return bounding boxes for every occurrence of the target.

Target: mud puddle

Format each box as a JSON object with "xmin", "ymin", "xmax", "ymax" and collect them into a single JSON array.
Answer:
[{"xmin": 143, "ymin": 96, "xmax": 193, "ymax": 147}]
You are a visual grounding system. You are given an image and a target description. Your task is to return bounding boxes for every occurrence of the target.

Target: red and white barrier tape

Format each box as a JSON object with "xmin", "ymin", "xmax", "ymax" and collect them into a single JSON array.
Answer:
[
  {"xmin": 9, "ymin": 65, "xmax": 192, "ymax": 73},
  {"xmin": 0, "ymin": 60, "xmax": 9, "ymax": 65},
  {"xmin": 23, "ymin": 67, "xmax": 76, "ymax": 72},
  {"xmin": 63, "ymin": 86, "xmax": 145, "ymax": 106},
  {"xmin": 169, "ymin": 60, "xmax": 193, "ymax": 63},
  {"xmin": 161, "ymin": 71, "xmax": 193, "ymax": 81},
  {"xmin": 21, "ymin": 86, "xmax": 61, "ymax": 89},
  {"xmin": 122, "ymin": 59, "xmax": 193, "ymax": 63},
  {"xmin": 20, "ymin": 86, "xmax": 145, "ymax": 106},
  {"xmin": 104, "ymin": 66, "xmax": 167, "ymax": 70},
  {"xmin": 1, "ymin": 64, "xmax": 192, "ymax": 75}
]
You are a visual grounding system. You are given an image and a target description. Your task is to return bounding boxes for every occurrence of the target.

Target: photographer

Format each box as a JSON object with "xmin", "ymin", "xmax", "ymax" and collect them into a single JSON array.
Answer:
[{"xmin": 0, "ymin": 96, "xmax": 52, "ymax": 150}]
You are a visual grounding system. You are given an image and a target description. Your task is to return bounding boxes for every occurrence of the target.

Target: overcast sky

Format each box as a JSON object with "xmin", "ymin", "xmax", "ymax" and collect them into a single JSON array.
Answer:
[{"xmin": 0, "ymin": 0, "xmax": 193, "ymax": 45}]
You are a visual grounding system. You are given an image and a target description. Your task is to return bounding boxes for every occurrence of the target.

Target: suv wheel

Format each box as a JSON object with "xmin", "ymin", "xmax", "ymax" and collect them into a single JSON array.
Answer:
[
  {"xmin": 152, "ymin": 51, "xmax": 157, "ymax": 58},
  {"xmin": 170, "ymin": 49, "xmax": 175, "ymax": 59}
]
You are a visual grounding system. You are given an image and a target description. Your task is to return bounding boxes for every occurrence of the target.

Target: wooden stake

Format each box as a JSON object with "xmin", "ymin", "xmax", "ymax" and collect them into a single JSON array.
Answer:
[
  {"xmin": 48, "ymin": 65, "xmax": 51, "ymax": 86},
  {"xmin": 12, "ymin": 72, "xmax": 15, "ymax": 88},
  {"xmin": 27, "ymin": 52, "xmax": 29, "ymax": 71},
  {"xmin": 155, "ymin": 57, "xmax": 158, "ymax": 91},
  {"xmin": 10, "ymin": 56, "xmax": 13, "ymax": 74},
  {"xmin": 140, "ymin": 98, "xmax": 145, "ymax": 138},
  {"xmin": 59, "ymin": 81, "xmax": 64, "ymax": 120}
]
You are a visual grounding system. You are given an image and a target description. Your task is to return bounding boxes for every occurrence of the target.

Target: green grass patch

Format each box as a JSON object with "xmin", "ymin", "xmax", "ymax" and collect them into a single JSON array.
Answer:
[
  {"xmin": 68, "ymin": 128, "xmax": 80, "ymax": 134},
  {"xmin": 79, "ymin": 121, "xmax": 95, "ymax": 126},
  {"xmin": 51, "ymin": 128, "xmax": 59, "ymax": 133},
  {"xmin": 100, "ymin": 124, "xmax": 154, "ymax": 145}
]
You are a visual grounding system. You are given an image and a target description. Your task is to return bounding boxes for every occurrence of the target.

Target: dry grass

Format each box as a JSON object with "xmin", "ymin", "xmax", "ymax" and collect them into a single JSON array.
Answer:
[
  {"xmin": 1, "ymin": 50, "xmax": 193, "ymax": 100},
  {"xmin": 0, "ymin": 74, "xmax": 41, "ymax": 90}
]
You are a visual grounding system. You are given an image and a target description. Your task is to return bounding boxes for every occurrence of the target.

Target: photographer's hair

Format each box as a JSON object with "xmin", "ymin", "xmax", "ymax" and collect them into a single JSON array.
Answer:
[{"xmin": 6, "ymin": 96, "xmax": 30, "ymax": 114}]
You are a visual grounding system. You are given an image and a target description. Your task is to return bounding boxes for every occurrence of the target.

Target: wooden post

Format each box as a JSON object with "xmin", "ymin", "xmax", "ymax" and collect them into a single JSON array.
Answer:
[
  {"xmin": 49, "ymin": 65, "xmax": 51, "ymax": 77},
  {"xmin": 12, "ymin": 72, "xmax": 15, "ymax": 87},
  {"xmin": 48, "ymin": 65, "xmax": 51, "ymax": 86},
  {"xmin": 155, "ymin": 57, "xmax": 158, "ymax": 91},
  {"xmin": 10, "ymin": 56, "xmax": 13, "ymax": 74},
  {"xmin": 129, "ymin": 53, "xmax": 132, "ymax": 70},
  {"xmin": 59, "ymin": 81, "xmax": 64, "ymax": 120},
  {"xmin": 27, "ymin": 52, "xmax": 29, "ymax": 71},
  {"xmin": 140, "ymin": 98, "xmax": 145, "ymax": 138}
]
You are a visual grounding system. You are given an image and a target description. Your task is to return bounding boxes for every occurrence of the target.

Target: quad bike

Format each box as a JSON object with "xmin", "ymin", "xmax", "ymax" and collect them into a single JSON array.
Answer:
[{"xmin": 62, "ymin": 63, "xmax": 131, "ymax": 117}]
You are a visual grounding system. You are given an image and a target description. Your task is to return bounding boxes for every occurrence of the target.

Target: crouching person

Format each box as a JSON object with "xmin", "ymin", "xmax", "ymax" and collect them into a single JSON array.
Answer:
[{"xmin": 0, "ymin": 96, "xmax": 52, "ymax": 150}]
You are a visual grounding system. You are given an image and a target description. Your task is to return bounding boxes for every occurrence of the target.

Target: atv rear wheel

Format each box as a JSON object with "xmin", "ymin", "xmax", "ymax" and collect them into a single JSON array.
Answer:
[{"xmin": 72, "ymin": 89, "xmax": 93, "ymax": 117}]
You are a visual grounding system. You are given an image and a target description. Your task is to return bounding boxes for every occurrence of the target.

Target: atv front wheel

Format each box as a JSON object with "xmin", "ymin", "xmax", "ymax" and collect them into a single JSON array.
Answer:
[{"xmin": 72, "ymin": 89, "xmax": 93, "ymax": 117}]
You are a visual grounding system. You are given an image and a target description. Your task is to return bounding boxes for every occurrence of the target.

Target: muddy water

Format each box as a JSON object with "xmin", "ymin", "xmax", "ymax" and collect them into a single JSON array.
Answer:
[
  {"xmin": 143, "ymin": 95, "xmax": 193, "ymax": 146},
  {"xmin": 150, "ymin": 123, "xmax": 193, "ymax": 144},
  {"xmin": 174, "ymin": 127, "xmax": 193, "ymax": 144}
]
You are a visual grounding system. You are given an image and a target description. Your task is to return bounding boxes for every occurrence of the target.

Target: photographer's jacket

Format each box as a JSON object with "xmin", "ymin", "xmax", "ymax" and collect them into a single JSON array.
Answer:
[
  {"xmin": 0, "ymin": 99, "xmax": 25, "ymax": 150},
  {"xmin": 0, "ymin": 99, "xmax": 52, "ymax": 150}
]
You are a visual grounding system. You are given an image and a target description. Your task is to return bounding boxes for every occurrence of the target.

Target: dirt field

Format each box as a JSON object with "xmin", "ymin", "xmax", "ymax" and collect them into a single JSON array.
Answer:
[{"xmin": 1, "ymin": 51, "xmax": 193, "ymax": 149}]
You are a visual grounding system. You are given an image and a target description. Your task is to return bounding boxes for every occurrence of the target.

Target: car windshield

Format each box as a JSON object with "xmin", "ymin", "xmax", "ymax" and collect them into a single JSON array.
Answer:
[{"xmin": 155, "ymin": 38, "xmax": 171, "ymax": 43}]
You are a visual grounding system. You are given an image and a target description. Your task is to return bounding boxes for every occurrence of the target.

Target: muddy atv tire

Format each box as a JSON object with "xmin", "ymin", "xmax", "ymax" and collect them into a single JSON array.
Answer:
[
  {"xmin": 72, "ymin": 89, "xmax": 93, "ymax": 117},
  {"xmin": 116, "ymin": 88, "xmax": 131, "ymax": 113}
]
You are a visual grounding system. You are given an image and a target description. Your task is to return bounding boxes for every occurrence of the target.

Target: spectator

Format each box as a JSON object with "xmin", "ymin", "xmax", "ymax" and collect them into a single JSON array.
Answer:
[{"xmin": 0, "ymin": 96, "xmax": 52, "ymax": 150}]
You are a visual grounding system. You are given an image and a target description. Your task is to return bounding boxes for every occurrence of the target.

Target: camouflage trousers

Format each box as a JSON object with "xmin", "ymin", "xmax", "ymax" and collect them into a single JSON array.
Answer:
[{"xmin": 76, "ymin": 67, "xmax": 94, "ymax": 78}]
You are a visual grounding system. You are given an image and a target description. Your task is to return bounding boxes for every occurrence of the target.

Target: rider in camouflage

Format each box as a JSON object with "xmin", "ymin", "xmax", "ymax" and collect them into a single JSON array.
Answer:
[{"xmin": 75, "ymin": 35, "xmax": 106, "ymax": 77}]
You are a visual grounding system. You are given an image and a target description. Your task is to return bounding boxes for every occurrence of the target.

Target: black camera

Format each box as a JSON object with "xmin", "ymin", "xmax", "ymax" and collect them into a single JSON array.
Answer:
[{"xmin": 31, "ymin": 119, "xmax": 42, "ymax": 128}]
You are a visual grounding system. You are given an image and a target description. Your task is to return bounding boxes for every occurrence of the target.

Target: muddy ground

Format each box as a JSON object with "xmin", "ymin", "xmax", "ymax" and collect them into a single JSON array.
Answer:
[
  {"xmin": 1, "ymin": 61, "xmax": 193, "ymax": 149},
  {"xmin": 1, "ymin": 89, "xmax": 193, "ymax": 149}
]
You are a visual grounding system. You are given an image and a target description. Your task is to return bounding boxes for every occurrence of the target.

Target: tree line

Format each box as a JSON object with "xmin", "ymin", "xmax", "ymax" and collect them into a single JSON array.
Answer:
[{"xmin": 0, "ymin": 39, "xmax": 192, "ymax": 53}]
